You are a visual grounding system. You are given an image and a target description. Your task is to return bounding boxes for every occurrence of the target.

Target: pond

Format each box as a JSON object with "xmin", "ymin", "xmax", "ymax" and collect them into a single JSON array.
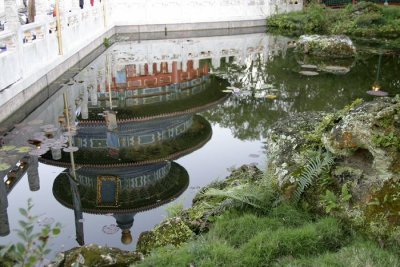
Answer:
[{"xmin": 0, "ymin": 29, "xmax": 399, "ymax": 258}]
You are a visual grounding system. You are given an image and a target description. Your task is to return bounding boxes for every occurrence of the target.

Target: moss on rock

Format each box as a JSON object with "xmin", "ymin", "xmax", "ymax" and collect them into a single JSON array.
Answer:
[
  {"xmin": 61, "ymin": 244, "xmax": 142, "ymax": 266},
  {"xmin": 136, "ymin": 217, "xmax": 193, "ymax": 255}
]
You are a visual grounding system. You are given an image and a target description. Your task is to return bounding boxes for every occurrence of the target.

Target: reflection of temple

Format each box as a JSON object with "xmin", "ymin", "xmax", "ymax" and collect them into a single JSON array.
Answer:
[
  {"xmin": 0, "ymin": 156, "xmax": 40, "ymax": 237},
  {"xmin": 37, "ymin": 37, "xmax": 233, "ymax": 246},
  {"xmin": 75, "ymin": 115, "xmax": 194, "ymax": 149},
  {"xmin": 52, "ymin": 162, "xmax": 189, "ymax": 245}
]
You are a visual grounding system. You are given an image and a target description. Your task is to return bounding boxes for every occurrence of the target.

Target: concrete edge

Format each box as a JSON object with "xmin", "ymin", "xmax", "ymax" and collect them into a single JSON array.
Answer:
[
  {"xmin": 0, "ymin": 27, "xmax": 116, "ymax": 131},
  {"xmin": 115, "ymin": 19, "xmax": 266, "ymax": 34}
]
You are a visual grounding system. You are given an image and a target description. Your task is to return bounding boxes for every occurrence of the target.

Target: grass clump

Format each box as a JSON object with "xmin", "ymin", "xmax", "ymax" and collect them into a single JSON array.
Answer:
[
  {"xmin": 274, "ymin": 239, "xmax": 400, "ymax": 267},
  {"xmin": 207, "ymin": 205, "xmax": 311, "ymax": 248},
  {"xmin": 138, "ymin": 239, "xmax": 239, "ymax": 267},
  {"xmin": 240, "ymin": 217, "xmax": 345, "ymax": 266}
]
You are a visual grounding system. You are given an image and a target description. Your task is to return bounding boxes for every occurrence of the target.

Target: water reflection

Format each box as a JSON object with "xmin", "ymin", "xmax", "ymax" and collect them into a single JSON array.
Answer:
[
  {"xmin": 52, "ymin": 162, "xmax": 189, "ymax": 245},
  {"xmin": 204, "ymin": 44, "xmax": 400, "ymax": 140},
  {"xmin": 1, "ymin": 31, "xmax": 398, "ymax": 252}
]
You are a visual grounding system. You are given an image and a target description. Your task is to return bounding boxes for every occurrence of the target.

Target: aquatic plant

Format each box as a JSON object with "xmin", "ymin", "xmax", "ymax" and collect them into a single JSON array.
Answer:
[{"xmin": 103, "ymin": 37, "xmax": 110, "ymax": 48}]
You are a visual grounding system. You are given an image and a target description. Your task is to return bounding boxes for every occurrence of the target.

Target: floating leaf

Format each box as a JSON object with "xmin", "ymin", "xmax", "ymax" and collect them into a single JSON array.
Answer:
[
  {"xmin": 15, "ymin": 146, "xmax": 32, "ymax": 153},
  {"xmin": 0, "ymin": 162, "xmax": 11, "ymax": 171},
  {"xmin": 0, "ymin": 145, "xmax": 16, "ymax": 152},
  {"xmin": 63, "ymin": 147, "xmax": 79, "ymax": 153},
  {"xmin": 52, "ymin": 228, "xmax": 61, "ymax": 235}
]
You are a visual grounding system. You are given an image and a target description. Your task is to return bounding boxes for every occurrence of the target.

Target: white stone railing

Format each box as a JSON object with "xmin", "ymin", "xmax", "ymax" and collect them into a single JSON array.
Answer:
[
  {"xmin": 0, "ymin": 2, "xmax": 107, "ymax": 95},
  {"xmin": 0, "ymin": 29, "xmax": 20, "ymax": 91}
]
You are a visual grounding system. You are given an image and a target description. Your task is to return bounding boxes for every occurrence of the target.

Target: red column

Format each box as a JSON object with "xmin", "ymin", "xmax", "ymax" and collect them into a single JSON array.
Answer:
[{"xmin": 172, "ymin": 61, "xmax": 179, "ymax": 83}]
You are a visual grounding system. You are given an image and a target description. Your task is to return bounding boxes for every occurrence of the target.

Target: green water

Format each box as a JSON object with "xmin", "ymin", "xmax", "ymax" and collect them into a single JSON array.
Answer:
[{"xmin": 204, "ymin": 47, "xmax": 400, "ymax": 141}]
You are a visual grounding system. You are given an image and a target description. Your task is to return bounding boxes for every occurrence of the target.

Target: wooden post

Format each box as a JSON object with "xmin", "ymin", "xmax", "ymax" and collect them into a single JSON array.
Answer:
[{"xmin": 55, "ymin": 0, "xmax": 63, "ymax": 55}]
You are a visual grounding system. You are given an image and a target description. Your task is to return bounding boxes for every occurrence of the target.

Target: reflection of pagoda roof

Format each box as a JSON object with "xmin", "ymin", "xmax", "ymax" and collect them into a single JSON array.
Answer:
[
  {"xmin": 52, "ymin": 162, "xmax": 189, "ymax": 214},
  {"xmin": 81, "ymin": 76, "xmax": 229, "ymax": 124},
  {"xmin": 39, "ymin": 115, "xmax": 212, "ymax": 168}
]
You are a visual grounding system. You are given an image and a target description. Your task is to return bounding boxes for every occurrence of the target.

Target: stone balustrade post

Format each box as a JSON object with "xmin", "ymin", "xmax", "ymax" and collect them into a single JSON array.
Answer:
[
  {"xmin": 84, "ymin": 0, "xmax": 90, "ymax": 10},
  {"xmin": 4, "ymin": 0, "xmax": 20, "ymax": 32},
  {"xmin": 35, "ymin": 0, "xmax": 50, "ymax": 22},
  {"xmin": 71, "ymin": 0, "xmax": 81, "ymax": 11}
]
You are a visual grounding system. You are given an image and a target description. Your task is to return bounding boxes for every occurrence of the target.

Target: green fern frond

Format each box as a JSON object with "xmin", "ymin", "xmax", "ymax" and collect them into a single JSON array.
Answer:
[
  {"xmin": 292, "ymin": 150, "xmax": 335, "ymax": 203},
  {"xmin": 203, "ymin": 179, "xmax": 277, "ymax": 212}
]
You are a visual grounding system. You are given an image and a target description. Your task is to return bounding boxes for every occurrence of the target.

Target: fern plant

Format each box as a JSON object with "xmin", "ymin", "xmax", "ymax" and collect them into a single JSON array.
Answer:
[
  {"xmin": 292, "ymin": 150, "xmax": 335, "ymax": 203},
  {"xmin": 202, "ymin": 171, "xmax": 278, "ymax": 213}
]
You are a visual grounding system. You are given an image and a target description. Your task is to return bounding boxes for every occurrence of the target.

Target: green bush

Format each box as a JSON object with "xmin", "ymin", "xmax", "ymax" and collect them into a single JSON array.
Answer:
[{"xmin": 266, "ymin": 2, "xmax": 400, "ymax": 43}]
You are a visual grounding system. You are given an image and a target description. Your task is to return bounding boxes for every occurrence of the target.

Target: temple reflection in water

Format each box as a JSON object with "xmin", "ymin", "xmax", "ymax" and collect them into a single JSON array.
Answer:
[
  {"xmin": 33, "ymin": 39, "xmax": 226, "ymax": 246},
  {"xmin": 0, "ymin": 32, "xmax": 279, "ymax": 250}
]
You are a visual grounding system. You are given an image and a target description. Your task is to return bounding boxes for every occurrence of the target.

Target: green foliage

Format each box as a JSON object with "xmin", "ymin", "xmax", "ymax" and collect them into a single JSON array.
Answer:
[
  {"xmin": 136, "ymin": 218, "xmax": 193, "ymax": 255},
  {"xmin": 372, "ymin": 132, "xmax": 400, "ymax": 149},
  {"xmin": 266, "ymin": 2, "xmax": 400, "ymax": 43},
  {"xmin": 267, "ymin": 4, "xmax": 331, "ymax": 34},
  {"xmin": 273, "ymin": 239, "xmax": 400, "ymax": 267},
  {"xmin": 305, "ymin": 98, "xmax": 363, "ymax": 144},
  {"xmin": 0, "ymin": 199, "xmax": 61, "ymax": 267},
  {"xmin": 165, "ymin": 202, "xmax": 184, "ymax": 218},
  {"xmin": 202, "ymin": 170, "xmax": 279, "ymax": 212},
  {"xmin": 103, "ymin": 37, "xmax": 110, "ymax": 48},
  {"xmin": 292, "ymin": 150, "xmax": 335, "ymax": 203},
  {"xmin": 240, "ymin": 217, "xmax": 345, "ymax": 266},
  {"xmin": 138, "ymin": 237, "xmax": 239, "ymax": 267},
  {"xmin": 321, "ymin": 183, "xmax": 352, "ymax": 214},
  {"xmin": 207, "ymin": 206, "xmax": 310, "ymax": 248}
]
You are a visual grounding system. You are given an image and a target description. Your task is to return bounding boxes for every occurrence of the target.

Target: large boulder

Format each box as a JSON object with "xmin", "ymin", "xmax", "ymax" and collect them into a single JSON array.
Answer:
[
  {"xmin": 295, "ymin": 35, "xmax": 357, "ymax": 58},
  {"xmin": 265, "ymin": 96, "xmax": 400, "ymax": 243},
  {"xmin": 323, "ymin": 96, "xmax": 400, "ymax": 202}
]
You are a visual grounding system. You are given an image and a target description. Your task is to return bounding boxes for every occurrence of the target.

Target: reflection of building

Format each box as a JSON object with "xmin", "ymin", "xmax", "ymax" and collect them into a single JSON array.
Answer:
[
  {"xmin": 0, "ymin": 156, "xmax": 40, "ymax": 237},
  {"xmin": 110, "ymin": 60, "xmax": 209, "ymax": 91},
  {"xmin": 37, "ymin": 38, "xmax": 231, "ymax": 246},
  {"xmin": 52, "ymin": 162, "xmax": 189, "ymax": 245}
]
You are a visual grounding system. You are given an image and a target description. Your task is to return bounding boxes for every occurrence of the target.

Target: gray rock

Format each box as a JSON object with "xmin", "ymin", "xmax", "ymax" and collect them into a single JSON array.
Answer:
[{"xmin": 295, "ymin": 35, "xmax": 356, "ymax": 58}]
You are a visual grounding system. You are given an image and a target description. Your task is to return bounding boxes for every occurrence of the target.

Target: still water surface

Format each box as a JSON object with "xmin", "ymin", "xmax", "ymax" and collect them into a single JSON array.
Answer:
[{"xmin": 0, "ymin": 31, "xmax": 399, "ymax": 256}]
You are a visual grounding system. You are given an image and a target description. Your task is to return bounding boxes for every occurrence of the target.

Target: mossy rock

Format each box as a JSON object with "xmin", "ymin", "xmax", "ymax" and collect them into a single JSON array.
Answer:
[
  {"xmin": 61, "ymin": 244, "xmax": 142, "ymax": 266},
  {"xmin": 295, "ymin": 35, "xmax": 357, "ymax": 58},
  {"xmin": 136, "ymin": 217, "xmax": 193, "ymax": 255}
]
